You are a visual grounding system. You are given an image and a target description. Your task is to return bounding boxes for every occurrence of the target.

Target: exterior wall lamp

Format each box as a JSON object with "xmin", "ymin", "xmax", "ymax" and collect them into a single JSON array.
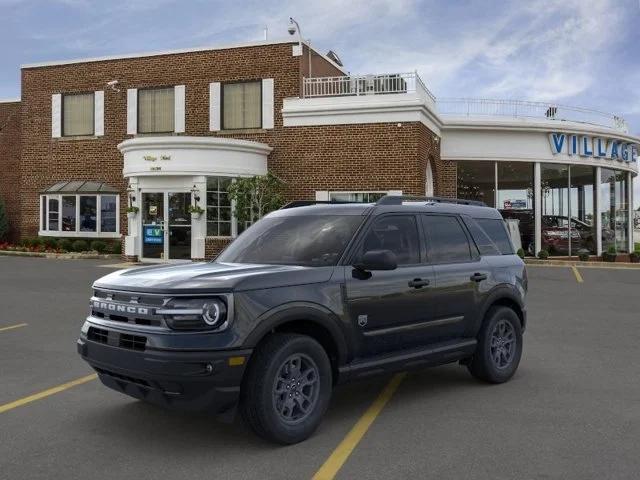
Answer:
[
  {"xmin": 191, "ymin": 185, "xmax": 201, "ymax": 204},
  {"xmin": 126, "ymin": 185, "xmax": 136, "ymax": 204}
]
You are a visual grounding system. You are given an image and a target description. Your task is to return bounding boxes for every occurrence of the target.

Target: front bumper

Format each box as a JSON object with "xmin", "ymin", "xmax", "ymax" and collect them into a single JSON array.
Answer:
[{"xmin": 77, "ymin": 331, "xmax": 251, "ymax": 415}]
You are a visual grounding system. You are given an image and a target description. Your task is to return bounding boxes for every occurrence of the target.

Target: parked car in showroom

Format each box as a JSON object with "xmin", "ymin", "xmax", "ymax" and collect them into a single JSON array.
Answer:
[{"xmin": 77, "ymin": 195, "xmax": 527, "ymax": 444}]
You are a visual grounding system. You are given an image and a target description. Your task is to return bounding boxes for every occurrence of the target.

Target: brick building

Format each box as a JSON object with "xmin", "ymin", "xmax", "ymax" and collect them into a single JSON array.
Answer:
[{"xmin": 0, "ymin": 38, "xmax": 638, "ymax": 260}]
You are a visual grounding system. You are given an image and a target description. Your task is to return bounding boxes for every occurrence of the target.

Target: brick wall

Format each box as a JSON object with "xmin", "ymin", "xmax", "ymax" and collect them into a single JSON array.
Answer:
[{"xmin": 0, "ymin": 101, "xmax": 21, "ymax": 241}]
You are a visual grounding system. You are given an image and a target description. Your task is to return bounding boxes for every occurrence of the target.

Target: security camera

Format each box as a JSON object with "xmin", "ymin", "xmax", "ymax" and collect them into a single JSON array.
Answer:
[
  {"xmin": 287, "ymin": 24, "xmax": 296, "ymax": 35},
  {"xmin": 106, "ymin": 80, "xmax": 120, "ymax": 92}
]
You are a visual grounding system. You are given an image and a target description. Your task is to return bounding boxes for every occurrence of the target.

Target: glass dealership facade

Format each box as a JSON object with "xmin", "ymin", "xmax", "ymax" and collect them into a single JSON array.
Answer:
[{"xmin": 457, "ymin": 161, "xmax": 632, "ymax": 256}]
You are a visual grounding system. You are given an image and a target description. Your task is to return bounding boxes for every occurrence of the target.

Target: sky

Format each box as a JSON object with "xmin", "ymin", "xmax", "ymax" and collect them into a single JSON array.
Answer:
[{"xmin": 1, "ymin": 0, "xmax": 639, "ymax": 195}]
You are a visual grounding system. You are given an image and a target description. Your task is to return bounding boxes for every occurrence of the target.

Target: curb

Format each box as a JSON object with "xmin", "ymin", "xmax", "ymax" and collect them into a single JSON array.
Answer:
[
  {"xmin": 525, "ymin": 259, "xmax": 640, "ymax": 269},
  {"xmin": 0, "ymin": 250, "xmax": 120, "ymax": 260}
]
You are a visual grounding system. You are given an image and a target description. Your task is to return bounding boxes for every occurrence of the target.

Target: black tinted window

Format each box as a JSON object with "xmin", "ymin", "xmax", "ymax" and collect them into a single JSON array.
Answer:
[
  {"xmin": 217, "ymin": 215, "xmax": 363, "ymax": 266},
  {"xmin": 422, "ymin": 215, "xmax": 471, "ymax": 263},
  {"xmin": 464, "ymin": 218, "xmax": 501, "ymax": 256},
  {"xmin": 476, "ymin": 218, "xmax": 514, "ymax": 254},
  {"xmin": 359, "ymin": 215, "xmax": 420, "ymax": 265}
]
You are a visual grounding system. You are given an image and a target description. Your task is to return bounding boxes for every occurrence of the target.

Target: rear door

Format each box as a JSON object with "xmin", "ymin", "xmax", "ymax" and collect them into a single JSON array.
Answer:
[
  {"xmin": 421, "ymin": 214, "xmax": 490, "ymax": 338},
  {"xmin": 344, "ymin": 214, "xmax": 437, "ymax": 356}
]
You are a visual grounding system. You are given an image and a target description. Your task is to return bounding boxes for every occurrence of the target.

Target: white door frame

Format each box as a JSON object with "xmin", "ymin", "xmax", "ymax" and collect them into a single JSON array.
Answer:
[{"xmin": 139, "ymin": 189, "xmax": 192, "ymax": 263}]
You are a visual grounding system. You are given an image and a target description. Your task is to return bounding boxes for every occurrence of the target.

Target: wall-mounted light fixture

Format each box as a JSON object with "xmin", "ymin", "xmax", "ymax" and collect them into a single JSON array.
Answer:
[
  {"xmin": 126, "ymin": 185, "xmax": 136, "ymax": 204},
  {"xmin": 191, "ymin": 185, "xmax": 201, "ymax": 204}
]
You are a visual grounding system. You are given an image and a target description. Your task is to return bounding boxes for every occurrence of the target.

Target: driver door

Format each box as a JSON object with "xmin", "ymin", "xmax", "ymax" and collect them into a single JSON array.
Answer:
[{"xmin": 344, "ymin": 214, "xmax": 436, "ymax": 357}]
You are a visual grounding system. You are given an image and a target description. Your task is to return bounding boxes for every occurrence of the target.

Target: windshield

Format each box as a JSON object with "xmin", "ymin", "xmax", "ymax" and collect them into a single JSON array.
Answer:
[{"xmin": 217, "ymin": 215, "xmax": 364, "ymax": 266}]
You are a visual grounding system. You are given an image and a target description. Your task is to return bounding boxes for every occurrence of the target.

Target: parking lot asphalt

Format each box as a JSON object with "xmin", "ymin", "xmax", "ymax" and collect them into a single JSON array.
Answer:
[{"xmin": 1, "ymin": 256, "xmax": 639, "ymax": 479}]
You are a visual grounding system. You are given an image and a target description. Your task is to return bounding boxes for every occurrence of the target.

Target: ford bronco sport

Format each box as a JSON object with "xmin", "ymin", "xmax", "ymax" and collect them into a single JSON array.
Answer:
[{"xmin": 78, "ymin": 195, "xmax": 527, "ymax": 444}]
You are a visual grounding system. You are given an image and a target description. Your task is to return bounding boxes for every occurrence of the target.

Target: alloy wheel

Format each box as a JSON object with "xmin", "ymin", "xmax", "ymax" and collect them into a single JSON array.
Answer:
[{"xmin": 272, "ymin": 353, "xmax": 320, "ymax": 424}]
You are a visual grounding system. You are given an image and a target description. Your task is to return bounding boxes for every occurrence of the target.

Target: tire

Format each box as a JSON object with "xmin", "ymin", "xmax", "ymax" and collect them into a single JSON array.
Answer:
[
  {"xmin": 240, "ymin": 333, "xmax": 332, "ymax": 444},
  {"xmin": 467, "ymin": 306, "xmax": 523, "ymax": 384}
]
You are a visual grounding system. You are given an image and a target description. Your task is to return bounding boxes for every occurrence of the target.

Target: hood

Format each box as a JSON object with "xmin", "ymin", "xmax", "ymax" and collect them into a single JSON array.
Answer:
[{"xmin": 93, "ymin": 262, "xmax": 335, "ymax": 294}]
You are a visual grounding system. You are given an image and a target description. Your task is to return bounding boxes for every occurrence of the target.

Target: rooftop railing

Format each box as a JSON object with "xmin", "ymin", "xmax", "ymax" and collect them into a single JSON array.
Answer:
[
  {"xmin": 302, "ymin": 72, "xmax": 436, "ymax": 103},
  {"xmin": 437, "ymin": 98, "xmax": 629, "ymax": 133}
]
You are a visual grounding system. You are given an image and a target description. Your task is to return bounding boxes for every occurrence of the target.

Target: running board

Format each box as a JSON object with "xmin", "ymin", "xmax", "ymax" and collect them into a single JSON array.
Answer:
[{"xmin": 338, "ymin": 338, "xmax": 477, "ymax": 382}]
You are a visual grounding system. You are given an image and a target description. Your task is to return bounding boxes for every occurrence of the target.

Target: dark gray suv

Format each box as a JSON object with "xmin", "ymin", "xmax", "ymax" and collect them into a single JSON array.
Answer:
[{"xmin": 77, "ymin": 195, "xmax": 527, "ymax": 444}]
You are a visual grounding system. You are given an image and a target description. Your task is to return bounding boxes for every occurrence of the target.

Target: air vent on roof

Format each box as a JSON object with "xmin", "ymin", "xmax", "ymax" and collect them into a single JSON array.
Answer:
[{"xmin": 326, "ymin": 50, "xmax": 343, "ymax": 67}]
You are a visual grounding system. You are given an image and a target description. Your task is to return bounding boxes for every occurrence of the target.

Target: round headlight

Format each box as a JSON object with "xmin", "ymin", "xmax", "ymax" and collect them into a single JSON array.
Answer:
[{"xmin": 203, "ymin": 301, "xmax": 222, "ymax": 326}]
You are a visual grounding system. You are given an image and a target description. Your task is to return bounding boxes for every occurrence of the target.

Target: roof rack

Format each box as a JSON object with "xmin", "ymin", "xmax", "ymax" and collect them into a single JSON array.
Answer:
[
  {"xmin": 375, "ymin": 195, "xmax": 487, "ymax": 207},
  {"xmin": 280, "ymin": 200, "xmax": 365, "ymax": 209}
]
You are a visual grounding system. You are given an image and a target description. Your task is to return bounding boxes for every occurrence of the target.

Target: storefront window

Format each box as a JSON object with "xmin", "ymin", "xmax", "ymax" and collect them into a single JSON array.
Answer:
[
  {"xmin": 601, "ymin": 168, "xmax": 629, "ymax": 253},
  {"xmin": 61, "ymin": 196, "xmax": 76, "ymax": 232},
  {"xmin": 206, "ymin": 177, "xmax": 233, "ymax": 236},
  {"xmin": 570, "ymin": 165, "xmax": 597, "ymax": 254},
  {"xmin": 497, "ymin": 163, "xmax": 534, "ymax": 254},
  {"xmin": 541, "ymin": 164, "xmax": 571, "ymax": 256},
  {"xmin": 100, "ymin": 195, "xmax": 117, "ymax": 233},
  {"xmin": 457, "ymin": 161, "xmax": 495, "ymax": 207},
  {"xmin": 48, "ymin": 197, "xmax": 59, "ymax": 231},
  {"xmin": 79, "ymin": 196, "xmax": 97, "ymax": 232}
]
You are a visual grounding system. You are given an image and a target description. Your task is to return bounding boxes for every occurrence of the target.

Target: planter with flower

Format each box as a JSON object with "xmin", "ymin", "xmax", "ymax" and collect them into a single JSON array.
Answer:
[
  {"xmin": 126, "ymin": 206, "xmax": 139, "ymax": 220},
  {"xmin": 188, "ymin": 205, "xmax": 205, "ymax": 220}
]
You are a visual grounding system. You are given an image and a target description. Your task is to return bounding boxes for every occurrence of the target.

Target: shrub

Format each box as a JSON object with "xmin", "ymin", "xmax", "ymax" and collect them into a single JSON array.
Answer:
[
  {"xmin": 603, "ymin": 245, "xmax": 617, "ymax": 262},
  {"xmin": 0, "ymin": 197, "xmax": 8, "ymax": 242},
  {"xmin": 41, "ymin": 237, "xmax": 58, "ymax": 250},
  {"xmin": 577, "ymin": 250, "xmax": 590, "ymax": 262},
  {"xmin": 58, "ymin": 238, "xmax": 73, "ymax": 252},
  {"xmin": 537, "ymin": 249, "xmax": 549, "ymax": 260},
  {"xmin": 71, "ymin": 239, "xmax": 89, "ymax": 252},
  {"xmin": 109, "ymin": 239, "xmax": 122, "ymax": 254},
  {"xmin": 516, "ymin": 248, "xmax": 525, "ymax": 259},
  {"xmin": 90, "ymin": 240, "xmax": 107, "ymax": 253}
]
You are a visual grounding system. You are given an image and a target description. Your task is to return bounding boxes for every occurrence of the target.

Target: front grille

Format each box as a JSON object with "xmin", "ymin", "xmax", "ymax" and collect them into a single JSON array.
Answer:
[
  {"xmin": 119, "ymin": 333, "xmax": 147, "ymax": 351},
  {"xmin": 87, "ymin": 327, "xmax": 108, "ymax": 344},
  {"xmin": 94, "ymin": 367, "xmax": 150, "ymax": 387},
  {"xmin": 86, "ymin": 327, "xmax": 147, "ymax": 352},
  {"xmin": 90, "ymin": 290, "xmax": 166, "ymax": 328}
]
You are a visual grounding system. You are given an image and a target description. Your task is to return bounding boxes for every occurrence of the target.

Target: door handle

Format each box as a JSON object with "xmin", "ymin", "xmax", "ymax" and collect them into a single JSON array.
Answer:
[
  {"xmin": 408, "ymin": 278, "xmax": 430, "ymax": 288},
  {"xmin": 470, "ymin": 273, "xmax": 488, "ymax": 282}
]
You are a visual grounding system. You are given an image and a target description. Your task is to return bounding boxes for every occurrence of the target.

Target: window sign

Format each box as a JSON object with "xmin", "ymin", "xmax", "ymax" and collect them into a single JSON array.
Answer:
[{"xmin": 144, "ymin": 225, "xmax": 163, "ymax": 245}]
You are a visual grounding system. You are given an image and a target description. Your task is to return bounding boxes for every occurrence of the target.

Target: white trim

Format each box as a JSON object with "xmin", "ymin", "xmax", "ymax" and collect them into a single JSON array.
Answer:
[
  {"xmin": 595, "ymin": 167, "xmax": 602, "ymax": 256},
  {"xmin": 0, "ymin": 97, "xmax": 20, "ymax": 103},
  {"xmin": 315, "ymin": 191, "xmax": 329, "ymax": 201},
  {"xmin": 534, "ymin": 162, "xmax": 541, "ymax": 255},
  {"xmin": 628, "ymin": 170, "xmax": 633, "ymax": 253},
  {"xmin": 94, "ymin": 90, "xmax": 104, "ymax": 136},
  {"xmin": 174, "ymin": 85, "xmax": 186, "ymax": 133},
  {"xmin": 262, "ymin": 78, "xmax": 275, "ymax": 129},
  {"xmin": 51, "ymin": 94, "xmax": 61, "ymax": 138},
  {"xmin": 38, "ymin": 230, "xmax": 121, "ymax": 239},
  {"xmin": 20, "ymin": 39, "xmax": 347, "ymax": 73},
  {"xmin": 209, "ymin": 82, "xmax": 221, "ymax": 131},
  {"xmin": 127, "ymin": 88, "xmax": 137, "ymax": 135},
  {"xmin": 39, "ymin": 193, "xmax": 120, "ymax": 237},
  {"xmin": 425, "ymin": 161, "xmax": 434, "ymax": 196}
]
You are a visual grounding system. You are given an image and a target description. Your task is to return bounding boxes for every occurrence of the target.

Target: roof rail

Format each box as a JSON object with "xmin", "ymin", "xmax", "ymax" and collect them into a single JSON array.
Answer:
[
  {"xmin": 375, "ymin": 195, "xmax": 487, "ymax": 207},
  {"xmin": 280, "ymin": 200, "xmax": 365, "ymax": 209}
]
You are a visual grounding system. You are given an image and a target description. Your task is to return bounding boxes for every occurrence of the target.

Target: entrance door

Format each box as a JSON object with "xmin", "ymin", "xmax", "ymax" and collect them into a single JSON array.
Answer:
[{"xmin": 141, "ymin": 192, "xmax": 191, "ymax": 262}]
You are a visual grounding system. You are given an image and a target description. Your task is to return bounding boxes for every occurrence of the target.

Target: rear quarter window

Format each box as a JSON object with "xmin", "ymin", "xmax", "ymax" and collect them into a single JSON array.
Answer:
[{"xmin": 475, "ymin": 218, "xmax": 515, "ymax": 255}]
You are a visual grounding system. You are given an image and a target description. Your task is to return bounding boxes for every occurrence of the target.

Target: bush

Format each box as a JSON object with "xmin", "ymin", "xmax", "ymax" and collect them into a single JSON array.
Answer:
[
  {"xmin": 41, "ymin": 237, "xmax": 58, "ymax": 250},
  {"xmin": 0, "ymin": 197, "xmax": 8, "ymax": 242},
  {"xmin": 71, "ymin": 239, "xmax": 89, "ymax": 252},
  {"xmin": 603, "ymin": 245, "xmax": 617, "ymax": 262},
  {"xmin": 577, "ymin": 250, "xmax": 590, "ymax": 262},
  {"xmin": 58, "ymin": 238, "xmax": 73, "ymax": 252},
  {"xmin": 537, "ymin": 249, "xmax": 549, "ymax": 260},
  {"xmin": 516, "ymin": 248, "xmax": 525, "ymax": 259},
  {"xmin": 90, "ymin": 240, "xmax": 107, "ymax": 253},
  {"xmin": 109, "ymin": 239, "xmax": 122, "ymax": 254}
]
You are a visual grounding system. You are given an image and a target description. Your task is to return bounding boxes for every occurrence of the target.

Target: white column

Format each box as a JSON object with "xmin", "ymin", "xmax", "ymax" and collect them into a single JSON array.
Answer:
[
  {"xmin": 191, "ymin": 176, "xmax": 207, "ymax": 260},
  {"xmin": 627, "ymin": 172, "xmax": 634, "ymax": 253},
  {"xmin": 534, "ymin": 162, "xmax": 541, "ymax": 255},
  {"xmin": 125, "ymin": 177, "xmax": 139, "ymax": 258},
  {"xmin": 595, "ymin": 167, "xmax": 602, "ymax": 256}
]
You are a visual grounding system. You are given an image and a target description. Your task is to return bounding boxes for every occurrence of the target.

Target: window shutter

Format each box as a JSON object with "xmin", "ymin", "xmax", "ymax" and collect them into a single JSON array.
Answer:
[
  {"xmin": 174, "ymin": 85, "xmax": 185, "ymax": 133},
  {"xmin": 262, "ymin": 78, "xmax": 274, "ymax": 129},
  {"xmin": 126, "ymin": 88, "xmax": 137, "ymax": 135},
  {"xmin": 209, "ymin": 82, "xmax": 221, "ymax": 131},
  {"xmin": 51, "ymin": 94, "xmax": 62, "ymax": 138},
  {"xmin": 94, "ymin": 91, "xmax": 104, "ymax": 136}
]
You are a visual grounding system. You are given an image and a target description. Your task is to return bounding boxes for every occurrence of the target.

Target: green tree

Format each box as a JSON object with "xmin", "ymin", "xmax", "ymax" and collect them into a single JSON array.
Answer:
[
  {"xmin": 0, "ymin": 197, "xmax": 8, "ymax": 242},
  {"xmin": 226, "ymin": 173, "xmax": 286, "ymax": 226}
]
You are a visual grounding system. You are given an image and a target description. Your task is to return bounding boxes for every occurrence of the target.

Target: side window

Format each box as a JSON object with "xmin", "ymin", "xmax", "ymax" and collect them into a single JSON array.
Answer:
[
  {"xmin": 476, "ymin": 218, "xmax": 514, "ymax": 254},
  {"xmin": 422, "ymin": 215, "xmax": 472, "ymax": 263},
  {"xmin": 463, "ymin": 217, "xmax": 501, "ymax": 256},
  {"xmin": 359, "ymin": 215, "xmax": 420, "ymax": 265}
]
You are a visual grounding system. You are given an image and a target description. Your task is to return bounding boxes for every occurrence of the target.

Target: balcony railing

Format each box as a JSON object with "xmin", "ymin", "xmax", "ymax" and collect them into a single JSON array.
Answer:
[
  {"xmin": 302, "ymin": 72, "xmax": 436, "ymax": 103},
  {"xmin": 437, "ymin": 98, "xmax": 629, "ymax": 133}
]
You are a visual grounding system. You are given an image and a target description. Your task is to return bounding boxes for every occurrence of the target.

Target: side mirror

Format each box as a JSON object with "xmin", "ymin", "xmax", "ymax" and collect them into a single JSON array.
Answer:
[{"xmin": 354, "ymin": 249, "xmax": 398, "ymax": 271}]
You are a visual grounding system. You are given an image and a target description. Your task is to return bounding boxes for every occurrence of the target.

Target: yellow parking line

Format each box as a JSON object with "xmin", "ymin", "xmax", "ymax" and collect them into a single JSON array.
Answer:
[
  {"xmin": 312, "ymin": 372, "xmax": 406, "ymax": 480},
  {"xmin": 571, "ymin": 265, "xmax": 584, "ymax": 283},
  {"xmin": 0, "ymin": 374, "xmax": 97, "ymax": 414},
  {"xmin": 0, "ymin": 323, "xmax": 28, "ymax": 333}
]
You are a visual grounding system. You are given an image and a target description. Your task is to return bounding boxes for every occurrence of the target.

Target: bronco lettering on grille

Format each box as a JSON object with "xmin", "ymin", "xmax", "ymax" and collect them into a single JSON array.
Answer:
[{"xmin": 92, "ymin": 300, "xmax": 150, "ymax": 315}]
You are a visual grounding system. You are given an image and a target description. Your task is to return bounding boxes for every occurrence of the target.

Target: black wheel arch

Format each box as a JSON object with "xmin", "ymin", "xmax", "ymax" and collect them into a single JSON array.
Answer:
[
  {"xmin": 244, "ymin": 303, "xmax": 350, "ymax": 377},
  {"xmin": 473, "ymin": 286, "xmax": 526, "ymax": 335}
]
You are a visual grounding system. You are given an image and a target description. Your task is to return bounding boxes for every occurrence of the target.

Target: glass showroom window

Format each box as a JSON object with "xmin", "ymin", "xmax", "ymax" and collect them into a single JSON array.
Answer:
[
  {"xmin": 222, "ymin": 81, "xmax": 261, "ymax": 130},
  {"xmin": 541, "ymin": 164, "xmax": 570, "ymax": 256},
  {"xmin": 601, "ymin": 168, "xmax": 629, "ymax": 253},
  {"xmin": 457, "ymin": 161, "xmax": 496, "ymax": 207},
  {"xmin": 206, "ymin": 177, "xmax": 233, "ymax": 237},
  {"xmin": 497, "ymin": 162, "xmax": 534, "ymax": 254},
  {"xmin": 570, "ymin": 165, "xmax": 597, "ymax": 254},
  {"xmin": 328, "ymin": 192, "xmax": 387, "ymax": 202},
  {"xmin": 138, "ymin": 87, "xmax": 175, "ymax": 133},
  {"xmin": 62, "ymin": 92, "xmax": 94, "ymax": 136},
  {"xmin": 40, "ymin": 194, "xmax": 119, "ymax": 237}
]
